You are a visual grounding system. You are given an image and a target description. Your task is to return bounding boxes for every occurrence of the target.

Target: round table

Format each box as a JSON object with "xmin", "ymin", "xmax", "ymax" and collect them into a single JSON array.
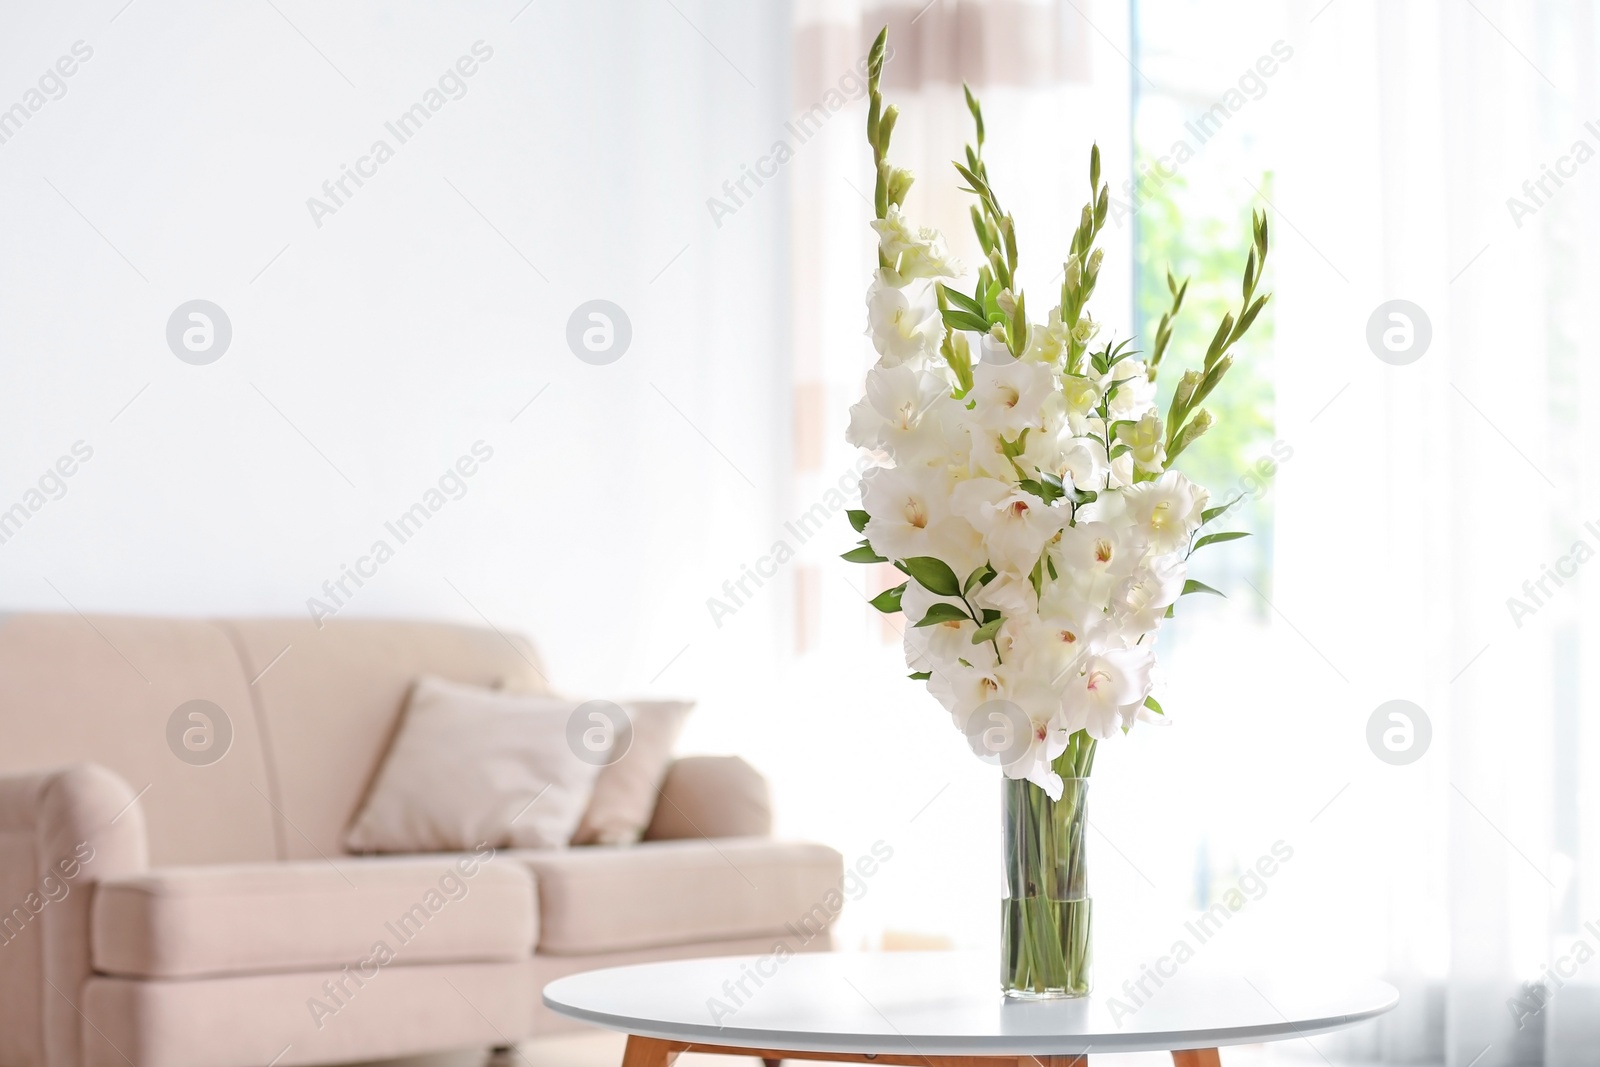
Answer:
[{"xmin": 542, "ymin": 950, "xmax": 1397, "ymax": 1067}]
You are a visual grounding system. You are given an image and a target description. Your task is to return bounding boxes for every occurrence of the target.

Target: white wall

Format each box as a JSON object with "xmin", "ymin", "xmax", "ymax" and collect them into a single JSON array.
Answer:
[{"xmin": 0, "ymin": 2, "xmax": 794, "ymax": 741}]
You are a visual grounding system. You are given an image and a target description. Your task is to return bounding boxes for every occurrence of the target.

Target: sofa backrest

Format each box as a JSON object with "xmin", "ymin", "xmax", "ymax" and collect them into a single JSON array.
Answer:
[
  {"xmin": 0, "ymin": 614, "xmax": 276, "ymax": 865},
  {"xmin": 0, "ymin": 614, "xmax": 549, "ymax": 866},
  {"xmin": 221, "ymin": 617, "xmax": 549, "ymax": 861}
]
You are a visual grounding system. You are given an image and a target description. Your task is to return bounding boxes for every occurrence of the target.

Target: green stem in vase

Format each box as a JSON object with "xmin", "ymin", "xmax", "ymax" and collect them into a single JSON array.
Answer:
[{"xmin": 1002, "ymin": 776, "xmax": 1092, "ymax": 997}]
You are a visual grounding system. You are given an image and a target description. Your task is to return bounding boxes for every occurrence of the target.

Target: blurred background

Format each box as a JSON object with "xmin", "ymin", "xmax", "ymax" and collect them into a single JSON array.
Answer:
[{"xmin": 2, "ymin": 1, "xmax": 1595, "ymax": 1064}]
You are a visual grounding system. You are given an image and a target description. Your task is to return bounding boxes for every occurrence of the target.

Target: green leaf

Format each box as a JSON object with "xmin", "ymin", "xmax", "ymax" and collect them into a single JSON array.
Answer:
[
  {"xmin": 1192, "ymin": 531, "xmax": 1250, "ymax": 551},
  {"xmin": 1181, "ymin": 579, "xmax": 1226, "ymax": 598},
  {"xmin": 951, "ymin": 161, "xmax": 1000, "ymax": 218},
  {"xmin": 868, "ymin": 582, "xmax": 907, "ymax": 614},
  {"xmin": 1201, "ymin": 496, "xmax": 1243, "ymax": 525},
  {"xmin": 963, "ymin": 564, "xmax": 992, "ymax": 595},
  {"xmin": 914, "ymin": 602, "xmax": 970, "ymax": 627},
  {"xmin": 846, "ymin": 509, "xmax": 870, "ymax": 533},
  {"xmin": 903, "ymin": 556, "xmax": 961, "ymax": 596},
  {"xmin": 1144, "ymin": 695, "xmax": 1164, "ymax": 716},
  {"xmin": 942, "ymin": 285, "xmax": 987, "ymax": 320},
  {"xmin": 908, "ymin": 671, "xmax": 932, "ymax": 681},
  {"xmin": 971, "ymin": 616, "xmax": 1003, "ymax": 645},
  {"xmin": 1018, "ymin": 472, "xmax": 1065, "ymax": 506},
  {"xmin": 841, "ymin": 544, "xmax": 885, "ymax": 564},
  {"xmin": 983, "ymin": 275, "xmax": 1003, "ymax": 307},
  {"xmin": 941, "ymin": 308, "xmax": 992, "ymax": 334}
]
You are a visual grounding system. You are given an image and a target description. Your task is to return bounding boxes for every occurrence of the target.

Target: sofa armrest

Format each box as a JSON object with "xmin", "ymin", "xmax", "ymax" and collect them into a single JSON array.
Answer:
[
  {"xmin": 0, "ymin": 764, "xmax": 148, "ymax": 1067},
  {"xmin": 643, "ymin": 755, "xmax": 771, "ymax": 841}
]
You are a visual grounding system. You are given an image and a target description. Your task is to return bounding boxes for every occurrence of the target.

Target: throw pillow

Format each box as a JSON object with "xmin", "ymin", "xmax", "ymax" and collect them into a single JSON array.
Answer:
[
  {"xmin": 571, "ymin": 699, "xmax": 694, "ymax": 845},
  {"xmin": 344, "ymin": 676, "xmax": 606, "ymax": 853}
]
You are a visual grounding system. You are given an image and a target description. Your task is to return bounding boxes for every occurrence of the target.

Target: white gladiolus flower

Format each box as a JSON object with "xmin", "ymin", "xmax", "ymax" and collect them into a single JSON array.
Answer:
[
  {"xmin": 966, "ymin": 425, "xmax": 1021, "ymax": 484},
  {"xmin": 1053, "ymin": 435, "xmax": 1110, "ymax": 494},
  {"xmin": 1121, "ymin": 470, "xmax": 1209, "ymax": 555},
  {"xmin": 1061, "ymin": 374, "xmax": 1102, "ymax": 418},
  {"xmin": 944, "ymin": 664, "xmax": 1070, "ymax": 799},
  {"xmin": 870, "ymin": 206, "xmax": 961, "ymax": 280},
  {"xmin": 1025, "ymin": 309, "xmax": 1074, "ymax": 367},
  {"xmin": 951, "ymin": 477, "xmax": 1068, "ymax": 577},
  {"xmin": 847, "ymin": 365, "xmax": 956, "ymax": 462},
  {"xmin": 1071, "ymin": 315, "xmax": 1099, "ymax": 349},
  {"xmin": 927, "ymin": 658, "xmax": 1000, "ymax": 718},
  {"xmin": 969, "ymin": 361, "xmax": 1057, "ymax": 437},
  {"xmin": 1003, "ymin": 612, "xmax": 1102, "ymax": 691},
  {"xmin": 1050, "ymin": 521, "xmax": 1138, "ymax": 595},
  {"xmin": 1013, "ymin": 426, "xmax": 1064, "ymax": 486},
  {"xmin": 972, "ymin": 570, "xmax": 1040, "ymax": 618},
  {"xmin": 860, "ymin": 465, "xmax": 949, "ymax": 561},
  {"xmin": 866, "ymin": 276, "xmax": 943, "ymax": 367},
  {"xmin": 1116, "ymin": 411, "xmax": 1167, "ymax": 473},
  {"xmin": 904, "ymin": 246, "xmax": 963, "ymax": 281},
  {"xmin": 903, "ymin": 581, "xmax": 994, "ymax": 672},
  {"xmin": 1060, "ymin": 645, "xmax": 1156, "ymax": 739},
  {"xmin": 1105, "ymin": 359, "xmax": 1156, "ymax": 420},
  {"xmin": 870, "ymin": 206, "xmax": 919, "ymax": 259},
  {"xmin": 858, "ymin": 468, "xmax": 989, "ymax": 583},
  {"xmin": 1107, "ymin": 449, "xmax": 1136, "ymax": 489},
  {"xmin": 1115, "ymin": 554, "xmax": 1186, "ymax": 632},
  {"xmin": 1002, "ymin": 698, "xmax": 1072, "ymax": 799}
]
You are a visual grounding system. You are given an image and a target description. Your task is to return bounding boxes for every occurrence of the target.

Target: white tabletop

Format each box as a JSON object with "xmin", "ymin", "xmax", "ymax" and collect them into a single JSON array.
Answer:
[{"xmin": 542, "ymin": 951, "xmax": 1397, "ymax": 1056}]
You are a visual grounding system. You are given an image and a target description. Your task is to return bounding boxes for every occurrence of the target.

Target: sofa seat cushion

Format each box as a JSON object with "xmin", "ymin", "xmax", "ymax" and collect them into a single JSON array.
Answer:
[
  {"xmin": 92, "ymin": 852, "xmax": 534, "ymax": 979},
  {"xmin": 513, "ymin": 837, "xmax": 842, "ymax": 956}
]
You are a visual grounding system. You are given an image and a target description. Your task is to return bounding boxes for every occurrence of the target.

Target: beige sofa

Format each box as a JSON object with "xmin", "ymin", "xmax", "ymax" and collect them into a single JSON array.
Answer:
[{"xmin": 0, "ymin": 614, "xmax": 842, "ymax": 1067}]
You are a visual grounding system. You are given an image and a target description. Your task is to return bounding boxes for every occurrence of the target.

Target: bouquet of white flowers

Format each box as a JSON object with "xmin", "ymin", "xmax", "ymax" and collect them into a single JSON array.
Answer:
[
  {"xmin": 845, "ymin": 30, "xmax": 1267, "ymax": 798},
  {"xmin": 843, "ymin": 29, "xmax": 1269, "ymax": 997}
]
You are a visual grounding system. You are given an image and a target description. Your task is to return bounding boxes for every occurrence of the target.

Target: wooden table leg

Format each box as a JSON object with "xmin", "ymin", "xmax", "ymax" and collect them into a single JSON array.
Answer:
[
  {"xmin": 622, "ymin": 1035, "xmax": 682, "ymax": 1067},
  {"xmin": 1171, "ymin": 1050, "xmax": 1221, "ymax": 1067}
]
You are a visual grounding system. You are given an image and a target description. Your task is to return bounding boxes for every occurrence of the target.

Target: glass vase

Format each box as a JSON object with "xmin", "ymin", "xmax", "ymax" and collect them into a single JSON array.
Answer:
[{"xmin": 1001, "ymin": 776, "xmax": 1091, "ymax": 998}]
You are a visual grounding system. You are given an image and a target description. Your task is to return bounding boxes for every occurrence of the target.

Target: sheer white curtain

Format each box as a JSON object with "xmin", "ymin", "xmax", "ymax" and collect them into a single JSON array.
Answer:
[
  {"xmin": 1264, "ymin": 2, "xmax": 1600, "ymax": 1064},
  {"xmin": 784, "ymin": 0, "xmax": 1600, "ymax": 1061}
]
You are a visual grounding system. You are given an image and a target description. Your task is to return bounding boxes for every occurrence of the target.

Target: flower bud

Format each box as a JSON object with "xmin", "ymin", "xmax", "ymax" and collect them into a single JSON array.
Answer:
[
  {"xmin": 1174, "ymin": 369, "xmax": 1201, "ymax": 411},
  {"xmin": 1064, "ymin": 254, "xmax": 1082, "ymax": 292},
  {"xmin": 880, "ymin": 105, "xmax": 900, "ymax": 147},
  {"xmin": 1087, "ymin": 248, "xmax": 1104, "ymax": 278},
  {"xmin": 996, "ymin": 289, "xmax": 1018, "ymax": 317},
  {"xmin": 886, "ymin": 166, "xmax": 915, "ymax": 207},
  {"xmin": 1169, "ymin": 408, "xmax": 1214, "ymax": 461}
]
